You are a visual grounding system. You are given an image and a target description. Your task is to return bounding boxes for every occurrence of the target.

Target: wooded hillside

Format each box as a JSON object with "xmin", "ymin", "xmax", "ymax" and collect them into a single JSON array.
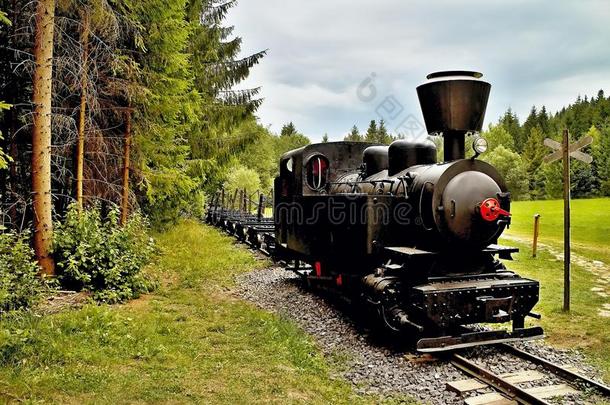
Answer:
[
  {"xmin": 0, "ymin": 0, "xmax": 270, "ymax": 234},
  {"xmin": 342, "ymin": 94, "xmax": 610, "ymax": 201}
]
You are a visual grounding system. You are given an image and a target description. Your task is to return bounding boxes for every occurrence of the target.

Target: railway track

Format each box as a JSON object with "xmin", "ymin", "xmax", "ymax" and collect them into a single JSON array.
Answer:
[
  {"xmin": 207, "ymin": 207, "xmax": 609, "ymax": 404},
  {"xmin": 446, "ymin": 344, "xmax": 610, "ymax": 404}
]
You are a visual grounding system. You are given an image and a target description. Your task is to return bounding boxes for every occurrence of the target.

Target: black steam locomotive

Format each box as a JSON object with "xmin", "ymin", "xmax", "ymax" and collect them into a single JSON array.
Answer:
[{"xmin": 209, "ymin": 71, "xmax": 543, "ymax": 352}]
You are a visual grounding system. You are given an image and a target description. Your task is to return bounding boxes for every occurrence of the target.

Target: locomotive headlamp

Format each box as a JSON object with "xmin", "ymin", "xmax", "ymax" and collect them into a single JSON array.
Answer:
[{"xmin": 473, "ymin": 137, "xmax": 488, "ymax": 157}]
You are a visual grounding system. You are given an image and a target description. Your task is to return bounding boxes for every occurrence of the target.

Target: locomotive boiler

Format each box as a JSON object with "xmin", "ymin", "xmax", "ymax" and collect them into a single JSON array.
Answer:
[{"xmin": 272, "ymin": 71, "xmax": 542, "ymax": 351}]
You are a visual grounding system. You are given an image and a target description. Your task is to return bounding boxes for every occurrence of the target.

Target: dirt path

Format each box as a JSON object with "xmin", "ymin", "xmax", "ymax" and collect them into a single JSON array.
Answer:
[{"xmin": 502, "ymin": 234, "xmax": 610, "ymax": 317}]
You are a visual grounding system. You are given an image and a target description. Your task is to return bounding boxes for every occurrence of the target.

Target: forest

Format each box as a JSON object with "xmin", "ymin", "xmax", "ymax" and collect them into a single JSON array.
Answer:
[
  {"xmin": 1, "ymin": 0, "xmax": 610, "ymax": 310},
  {"xmin": 341, "ymin": 96, "xmax": 610, "ymax": 202},
  {"xmin": 0, "ymin": 0, "xmax": 315, "ymax": 308}
]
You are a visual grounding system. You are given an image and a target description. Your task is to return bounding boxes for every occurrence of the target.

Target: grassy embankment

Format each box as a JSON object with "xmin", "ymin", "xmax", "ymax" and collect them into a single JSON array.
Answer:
[
  {"xmin": 501, "ymin": 198, "xmax": 610, "ymax": 381},
  {"xmin": 0, "ymin": 221, "xmax": 413, "ymax": 404}
]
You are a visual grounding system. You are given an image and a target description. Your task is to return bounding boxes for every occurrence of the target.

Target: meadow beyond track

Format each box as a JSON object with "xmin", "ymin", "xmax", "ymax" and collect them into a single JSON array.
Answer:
[{"xmin": 500, "ymin": 198, "xmax": 610, "ymax": 382}]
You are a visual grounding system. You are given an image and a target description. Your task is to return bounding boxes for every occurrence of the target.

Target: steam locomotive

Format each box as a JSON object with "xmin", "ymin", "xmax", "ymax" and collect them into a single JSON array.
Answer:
[{"xmin": 210, "ymin": 71, "xmax": 543, "ymax": 352}]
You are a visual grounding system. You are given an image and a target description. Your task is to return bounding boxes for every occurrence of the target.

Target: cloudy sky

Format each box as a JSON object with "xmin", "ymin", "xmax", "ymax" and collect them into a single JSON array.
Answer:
[{"xmin": 226, "ymin": 0, "xmax": 610, "ymax": 142}]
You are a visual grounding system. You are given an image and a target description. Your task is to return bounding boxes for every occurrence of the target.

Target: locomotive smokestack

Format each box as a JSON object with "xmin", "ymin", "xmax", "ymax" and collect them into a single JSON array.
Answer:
[{"xmin": 417, "ymin": 71, "xmax": 491, "ymax": 161}]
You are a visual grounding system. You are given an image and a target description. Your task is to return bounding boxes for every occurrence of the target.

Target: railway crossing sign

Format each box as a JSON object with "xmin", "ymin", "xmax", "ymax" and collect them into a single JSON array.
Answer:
[
  {"xmin": 543, "ymin": 135, "xmax": 593, "ymax": 164},
  {"xmin": 543, "ymin": 129, "xmax": 593, "ymax": 312}
]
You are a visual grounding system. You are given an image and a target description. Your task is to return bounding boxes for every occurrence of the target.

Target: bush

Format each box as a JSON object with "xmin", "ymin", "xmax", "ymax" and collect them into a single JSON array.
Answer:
[
  {"xmin": 53, "ymin": 205, "xmax": 157, "ymax": 303},
  {"xmin": 0, "ymin": 232, "xmax": 42, "ymax": 311}
]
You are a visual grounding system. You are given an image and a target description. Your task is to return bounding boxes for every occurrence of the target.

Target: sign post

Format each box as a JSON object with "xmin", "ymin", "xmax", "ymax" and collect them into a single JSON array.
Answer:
[
  {"xmin": 532, "ymin": 214, "xmax": 541, "ymax": 258},
  {"xmin": 543, "ymin": 129, "xmax": 593, "ymax": 312}
]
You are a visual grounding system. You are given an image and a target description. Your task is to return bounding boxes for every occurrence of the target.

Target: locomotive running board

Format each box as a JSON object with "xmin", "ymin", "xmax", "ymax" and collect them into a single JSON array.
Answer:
[{"xmin": 416, "ymin": 327, "xmax": 544, "ymax": 353}]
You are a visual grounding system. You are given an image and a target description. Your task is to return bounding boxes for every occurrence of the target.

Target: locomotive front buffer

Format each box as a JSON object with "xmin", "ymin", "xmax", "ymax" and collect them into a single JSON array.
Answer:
[
  {"xmin": 412, "ymin": 275, "xmax": 543, "ymax": 352},
  {"xmin": 363, "ymin": 245, "xmax": 543, "ymax": 352}
]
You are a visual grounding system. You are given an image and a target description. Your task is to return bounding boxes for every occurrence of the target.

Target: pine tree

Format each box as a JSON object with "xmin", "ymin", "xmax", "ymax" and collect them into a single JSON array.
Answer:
[
  {"xmin": 31, "ymin": 0, "xmax": 56, "ymax": 275},
  {"xmin": 38, "ymin": 0, "xmax": 144, "ymax": 215},
  {"xmin": 538, "ymin": 105, "xmax": 550, "ymax": 135},
  {"xmin": 0, "ymin": 0, "xmax": 268, "ymax": 229},
  {"xmin": 542, "ymin": 162, "xmax": 563, "ymax": 199},
  {"xmin": 594, "ymin": 126, "xmax": 610, "ymax": 195},
  {"xmin": 281, "ymin": 122, "xmax": 297, "ymax": 137},
  {"xmin": 74, "ymin": 9, "xmax": 89, "ymax": 210},
  {"xmin": 520, "ymin": 106, "xmax": 538, "ymax": 153},
  {"xmin": 344, "ymin": 125, "xmax": 362, "ymax": 141},
  {"xmin": 522, "ymin": 126, "xmax": 547, "ymax": 199},
  {"xmin": 498, "ymin": 108, "xmax": 521, "ymax": 152},
  {"xmin": 376, "ymin": 120, "xmax": 394, "ymax": 144},
  {"xmin": 189, "ymin": 0, "xmax": 266, "ymax": 131},
  {"xmin": 124, "ymin": 0, "xmax": 201, "ymax": 225},
  {"xmin": 363, "ymin": 119, "xmax": 394, "ymax": 144},
  {"xmin": 365, "ymin": 120, "xmax": 378, "ymax": 142},
  {"xmin": 321, "ymin": 133, "xmax": 329, "ymax": 143},
  {"xmin": 186, "ymin": 0, "xmax": 266, "ymax": 169},
  {"xmin": 275, "ymin": 127, "xmax": 310, "ymax": 158}
]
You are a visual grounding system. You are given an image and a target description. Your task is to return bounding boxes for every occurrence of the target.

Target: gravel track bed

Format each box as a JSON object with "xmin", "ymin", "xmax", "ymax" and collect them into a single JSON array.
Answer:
[{"xmin": 236, "ymin": 262, "xmax": 607, "ymax": 404}]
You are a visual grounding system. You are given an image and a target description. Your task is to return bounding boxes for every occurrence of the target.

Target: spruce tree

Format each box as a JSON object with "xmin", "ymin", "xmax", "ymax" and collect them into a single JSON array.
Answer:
[
  {"xmin": 594, "ymin": 126, "xmax": 610, "ymax": 195},
  {"xmin": 376, "ymin": 120, "xmax": 394, "ymax": 144},
  {"xmin": 126, "ymin": 0, "xmax": 200, "ymax": 225},
  {"xmin": 520, "ymin": 106, "xmax": 538, "ymax": 153},
  {"xmin": 522, "ymin": 126, "xmax": 547, "ymax": 199},
  {"xmin": 281, "ymin": 122, "xmax": 298, "ymax": 137},
  {"xmin": 344, "ymin": 125, "xmax": 362, "ymax": 141},
  {"xmin": 498, "ymin": 108, "xmax": 521, "ymax": 151},
  {"xmin": 538, "ymin": 106, "xmax": 550, "ymax": 135},
  {"xmin": 365, "ymin": 120, "xmax": 378, "ymax": 142}
]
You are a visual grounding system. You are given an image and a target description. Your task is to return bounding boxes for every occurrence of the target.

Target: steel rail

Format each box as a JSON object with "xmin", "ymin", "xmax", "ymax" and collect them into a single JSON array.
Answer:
[
  {"xmin": 499, "ymin": 343, "xmax": 610, "ymax": 396},
  {"xmin": 450, "ymin": 353, "xmax": 551, "ymax": 405}
]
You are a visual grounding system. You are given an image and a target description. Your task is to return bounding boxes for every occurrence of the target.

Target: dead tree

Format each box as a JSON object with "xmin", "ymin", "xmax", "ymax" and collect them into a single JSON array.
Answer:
[
  {"xmin": 120, "ymin": 108, "xmax": 131, "ymax": 225},
  {"xmin": 75, "ymin": 9, "xmax": 89, "ymax": 210}
]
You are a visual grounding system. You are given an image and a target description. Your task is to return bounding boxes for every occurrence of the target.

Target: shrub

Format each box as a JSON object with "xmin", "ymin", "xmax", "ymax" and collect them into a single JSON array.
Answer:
[
  {"xmin": 0, "ymin": 232, "xmax": 42, "ymax": 311},
  {"xmin": 53, "ymin": 204, "xmax": 157, "ymax": 303}
]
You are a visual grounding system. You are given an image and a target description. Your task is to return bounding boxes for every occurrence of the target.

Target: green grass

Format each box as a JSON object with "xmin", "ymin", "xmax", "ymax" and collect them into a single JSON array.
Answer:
[
  {"xmin": 0, "ymin": 221, "xmax": 415, "ymax": 404},
  {"xmin": 507, "ymin": 198, "xmax": 610, "ymax": 264},
  {"xmin": 501, "ymin": 198, "xmax": 610, "ymax": 382}
]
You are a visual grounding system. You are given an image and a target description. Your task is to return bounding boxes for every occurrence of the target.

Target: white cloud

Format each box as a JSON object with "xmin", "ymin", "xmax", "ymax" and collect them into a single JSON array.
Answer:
[{"xmin": 227, "ymin": 0, "xmax": 610, "ymax": 141}]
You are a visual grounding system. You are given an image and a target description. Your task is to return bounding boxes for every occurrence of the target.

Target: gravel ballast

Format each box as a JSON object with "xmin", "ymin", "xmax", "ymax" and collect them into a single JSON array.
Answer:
[{"xmin": 236, "ymin": 262, "xmax": 607, "ymax": 404}]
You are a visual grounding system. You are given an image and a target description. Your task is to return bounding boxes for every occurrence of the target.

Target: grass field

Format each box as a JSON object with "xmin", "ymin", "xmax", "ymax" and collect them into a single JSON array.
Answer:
[
  {"xmin": 0, "ymin": 221, "xmax": 413, "ymax": 404},
  {"xmin": 501, "ymin": 198, "xmax": 610, "ymax": 382},
  {"xmin": 506, "ymin": 198, "xmax": 610, "ymax": 264}
]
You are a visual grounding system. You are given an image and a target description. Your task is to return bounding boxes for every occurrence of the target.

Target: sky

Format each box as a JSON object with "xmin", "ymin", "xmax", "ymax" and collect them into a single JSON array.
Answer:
[{"xmin": 226, "ymin": 0, "xmax": 610, "ymax": 142}]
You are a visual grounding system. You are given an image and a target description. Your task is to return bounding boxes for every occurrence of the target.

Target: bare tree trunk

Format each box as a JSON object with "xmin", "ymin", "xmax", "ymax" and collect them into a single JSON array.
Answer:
[
  {"xmin": 31, "ymin": 0, "xmax": 56, "ymax": 276},
  {"xmin": 9, "ymin": 123, "xmax": 18, "ymax": 225},
  {"xmin": 120, "ymin": 109, "xmax": 131, "ymax": 226},
  {"xmin": 75, "ymin": 10, "xmax": 89, "ymax": 210},
  {"xmin": 8, "ymin": 0, "xmax": 20, "ymax": 227}
]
